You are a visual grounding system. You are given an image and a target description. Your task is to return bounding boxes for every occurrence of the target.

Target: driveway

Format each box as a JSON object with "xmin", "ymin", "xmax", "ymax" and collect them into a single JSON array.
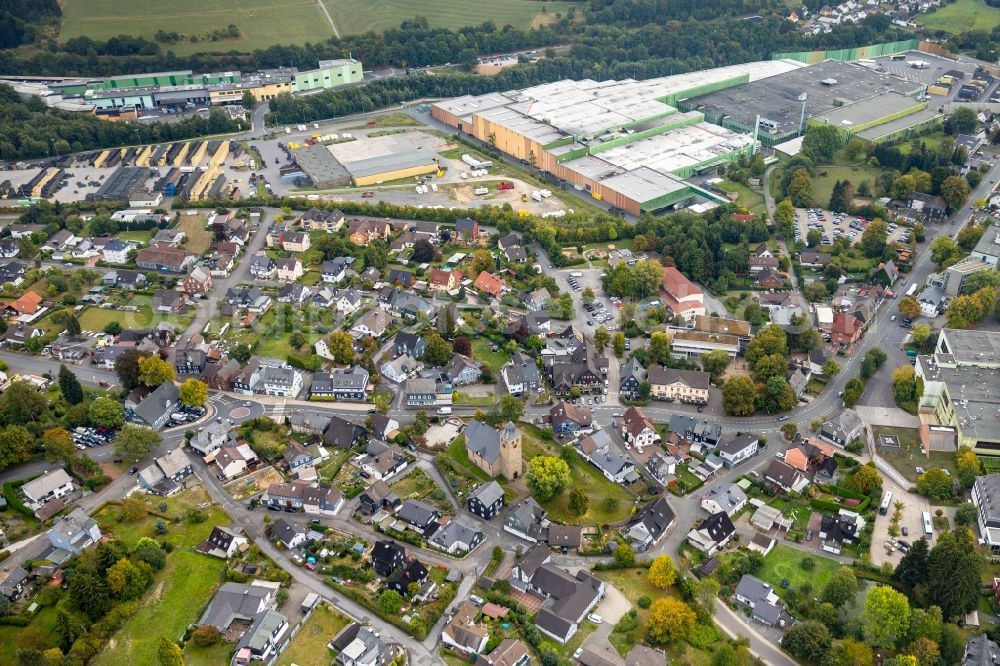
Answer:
[{"xmin": 582, "ymin": 583, "xmax": 631, "ymax": 657}]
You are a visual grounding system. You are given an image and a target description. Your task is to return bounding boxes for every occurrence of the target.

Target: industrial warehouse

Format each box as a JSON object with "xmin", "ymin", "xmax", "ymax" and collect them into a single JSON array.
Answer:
[
  {"xmin": 433, "ymin": 58, "xmax": 944, "ymax": 215},
  {"xmin": 2, "ymin": 59, "xmax": 363, "ymax": 114}
]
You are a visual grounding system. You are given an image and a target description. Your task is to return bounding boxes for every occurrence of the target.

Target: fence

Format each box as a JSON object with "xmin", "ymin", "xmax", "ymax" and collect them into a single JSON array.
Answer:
[{"xmin": 772, "ymin": 39, "xmax": 920, "ymax": 64}]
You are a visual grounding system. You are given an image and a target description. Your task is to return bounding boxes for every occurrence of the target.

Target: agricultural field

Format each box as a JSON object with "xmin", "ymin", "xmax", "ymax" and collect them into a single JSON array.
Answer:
[
  {"xmin": 322, "ymin": 0, "xmax": 581, "ymax": 35},
  {"xmin": 916, "ymin": 0, "xmax": 1000, "ymax": 34},
  {"xmin": 61, "ymin": 0, "xmax": 334, "ymax": 56}
]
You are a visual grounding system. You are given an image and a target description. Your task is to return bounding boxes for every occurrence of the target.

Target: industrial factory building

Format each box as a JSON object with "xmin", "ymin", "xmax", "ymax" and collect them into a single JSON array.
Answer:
[{"xmin": 432, "ymin": 60, "xmax": 803, "ymax": 216}]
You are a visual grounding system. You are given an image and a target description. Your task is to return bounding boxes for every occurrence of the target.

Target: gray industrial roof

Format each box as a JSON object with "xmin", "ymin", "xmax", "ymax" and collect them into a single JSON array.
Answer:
[
  {"xmin": 342, "ymin": 150, "xmax": 439, "ymax": 179},
  {"xmin": 294, "ymin": 144, "xmax": 351, "ymax": 189}
]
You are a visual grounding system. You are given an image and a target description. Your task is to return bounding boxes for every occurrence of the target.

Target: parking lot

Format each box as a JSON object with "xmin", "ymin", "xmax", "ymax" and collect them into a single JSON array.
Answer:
[{"xmin": 794, "ymin": 207, "xmax": 910, "ymax": 247}]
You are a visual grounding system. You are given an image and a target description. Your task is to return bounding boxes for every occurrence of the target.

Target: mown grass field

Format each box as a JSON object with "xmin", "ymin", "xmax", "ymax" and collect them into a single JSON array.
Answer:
[
  {"xmin": 917, "ymin": 0, "xmax": 1000, "ymax": 34},
  {"xmin": 322, "ymin": 0, "xmax": 580, "ymax": 35},
  {"xmin": 276, "ymin": 604, "xmax": 350, "ymax": 666},
  {"xmin": 61, "ymin": 0, "xmax": 334, "ymax": 56}
]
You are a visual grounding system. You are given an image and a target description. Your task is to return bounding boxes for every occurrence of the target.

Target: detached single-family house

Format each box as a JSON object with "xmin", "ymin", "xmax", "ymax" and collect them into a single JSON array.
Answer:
[
  {"xmin": 504, "ymin": 498, "xmax": 547, "ymax": 543},
  {"xmin": 442, "ymin": 601, "xmax": 489, "ymax": 656},
  {"xmin": 717, "ymin": 433, "xmax": 760, "ymax": 468},
  {"xmin": 686, "ymin": 511, "xmax": 736, "ymax": 556},
  {"xmin": 700, "ymin": 483, "xmax": 748, "ymax": 516},
  {"xmin": 621, "ymin": 406, "xmax": 659, "ymax": 450},
  {"xmin": 429, "ymin": 520, "xmax": 485, "ymax": 555},
  {"xmin": 734, "ymin": 575, "xmax": 791, "ymax": 627},
  {"xmin": 195, "ymin": 526, "xmax": 249, "ymax": 559},
  {"xmin": 624, "ymin": 497, "xmax": 674, "ymax": 552},
  {"xmin": 466, "ymin": 481, "xmax": 505, "ymax": 520}
]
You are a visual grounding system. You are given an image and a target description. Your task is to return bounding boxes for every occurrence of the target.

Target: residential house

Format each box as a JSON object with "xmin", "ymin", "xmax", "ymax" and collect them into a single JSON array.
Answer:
[
  {"xmin": 509, "ymin": 545, "xmax": 605, "ymax": 644},
  {"xmin": 444, "ymin": 353, "xmax": 481, "ymax": 387},
  {"xmin": 646, "ymin": 366, "xmax": 710, "ymax": 404},
  {"xmin": 0, "ymin": 260, "xmax": 24, "ymax": 287},
  {"xmin": 831, "ymin": 312, "xmax": 862, "ymax": 347},
  {"xmin": 357, "ymin": 440, "xmax": 408, "ymax": 482},
  {"xmin": 621, "ymin": 407, "xmax": 660, "ymax": 450},
  {"xmin": 429, "ymin": 521, "xmax": 485, "ymax": 555},
  {"xmin": 387, "ymin": 269, "xmax": 415, "ymax": 289},
  {"xmin": 619, "ymin": 358, "xmax": 646, "ymax": 400},
  {"xmin": 393, "ymin": 331, "xmax": 425, "ymax": 359},
  {"xmin": 277, "ymin": 283, "xmax": 311, "ymax": 305},
  {"xmin": 0, "ymin": 567, "xmax": 28, "ymax": 600},
  {"xmin": 322, "ymin": 257, "xmax": 354, "ymax": 283},
  {"xmin": 660, "ymin": 266, "xmax": 705, "ymax": 320},
  {"xmin": 467, "ymin": 481, "xmax": 505, "ymax": 520},
  {"xmin": 347, "ymin": 218, "xmax": 391, "ymax": 246},
  {"xmin": 3, "ymin": 322, "xmax": 41, "ymax": 347},
  {"xmin": 282, "ymin": 442, "xmax": 314, "ymax": 472},
  {"xmin": 126, "ymin": 381, "xmax": 180, "ymax": 429},
  {"xmin": 764, "ymin": 459, "xmax": 810, "ymax": 494},
  {"xmin": 504, "ymin": 498, "xmax": 547, "ymax": 543},
  {"xmin": 137, "ymin": 446, "xmax": 193, "ymax": 496},
  {"xmin": 200, "ymin": 359, "xmax": 241, "ymax": 392},
  {"xmin": 370, "ymin": 539, "xmax": 406, "ymax": 577},
  {"xmin": 310, "ymin": 366, "xmax": 371, "ymax": 401},
  {"xmin": 195, "ymin": 526, "xmax": 249, "ymax": 559},
  {"xmin": 359, "ymin": 482, "xmax": 400, "ymax": 516},
  {"xmin": 102, "ymin": 239, "xmax": 137, "ymax": 264},
  {"xmin": 249, "ymin": 254, "xmax": 277, "ymax": 279},
  {"xmin": 700, "ymin": 483, "xmax": 748, "ymax": 516},
  {"xmin": 351, "ymin": 309, "xmax": 392, "ymax": 338},
  {"xmin": 190, "ymin": 421, "xmax": 234, "ymax": 456},
  {"xmin": 428, "ymin": 269, "xmax": 461, "ymax": 292},
  {"xmin": 301, "ymin": 208, "xmax": 345, "ymax": 233},
  {"xmin": 396, "ymin": 500, "xmax": 441, "ymax": 535},
  {"xmin": 754, "ymin": 267, "xmax": 784, "ymax": 289},
  {"xmin": 521, "ymin": 288, "xmax": 551, "ymax": 313},
  {"xmin": 226, "ymin": 286, "xmax": 272, "ymax": 313},
  {"xmin": 270, "ymin": 517, "xmax": 307, "ymax": 549},
  {"xmin": 442, "ymin": 601, "xmax": 489, "ymax": 655},
  {"xmin": 265, "ymin": 480, "xmax": 344, "ymax": 515},
  {"xmin": 47, "ymin": 508, "xmax": 102, "ymax": 555},
  {"xmin": 624, "ymin": 497, "xmax": 675, "ymax": 551},
  {"xmin": 182, "ymin": 266, "xmax": 213, "ymax": 295},
  {"xmin": 386, "ymin": 557, "xmax": 429, "ymax": 597},
  {"xmin": 336, "ymin": 289, "xmax": 362, "ymax": 315},
  {"xmin": 403, "ymin": 378, "xmax": 438, "ymax": 407},
  {"xmin": 686, "ymin": 511, "xmax": 736, "ymax": 556},
  {"xmin": 502, "ymin": 352, "xmax": 540, "ymax": 396},
  {"xmin": 381, "ymin": 354, "xmax": 419, "ymax": 383},
  {"xmin": 279, "ymin": 231, "xmax": 310, "ymax": 253},
  {"xmin": 587, "ymin": 450, "xmax": 637, "ymax": 485},
  {"xmin": 819, "ymin": 509, "xmax": 865, "ymax": 554},
  {"xmin": 329, "ymin": 622, "xmax": 403, "ymax": 666},
  {"xmin": 152, "ymin": 289, "xmax": 188, "ymax": 314},
  {"xmin": 274, "ymin": 257, "xmax": 303, "ymax": 282},
  {"xmin": 322, "ymin": 416, "xmax": 365, "ymax": 450},
  {"xmin": 2, "ymin": 291, "xmax": 42, "ymax": 317},
  {"xmin": 799, "ymin": 251, "xmax": 831, "ymax": 269},
  {"xmin": 717, "ymin": 433, "xmax": 760, "ymax": 468},
  {"xmin": 819, "ymin": 409, "xmax": 864, "ymax": 447},
  {"xmin": 103, "ymin": 269, "xmax": 146, "ymax": 290},
  {"xmin": 379, "ymin": 288, "xmax": 429, "ymax": 320},
  {"xmin": 370, "ymin": 415, "xmax": 399, "ymax": 441},
  {"xmin": 548, "ymin": 401, "xmax": 592, "ymax": 434},
  {"xmin": 454, "ymin": 218, "xmax": 479, "ymax": 244},
  {"xmin": 288, "ymin": 413, "xmax": 331, "ymax": 437},
  {"xmin": 135, "ymin": 245, "xmax": 195, "ymax": 273},
  {"xmin": 215, "ymin": 444, "xmax": 258, "ymax": 479},
  {"xmin": 474, "ymin": 640, "xmax": 531, "ymax": 666},
  {"xmin": 961, "ymin": 634, "xmax": 1000, "ymax": 666},
  {"xmin": 474, "ymin": 271, "xmax": 506, "ymax": 298},
  {"xmin": 734, "ymin": 575, "xmax": 790, "ymax": 627}
]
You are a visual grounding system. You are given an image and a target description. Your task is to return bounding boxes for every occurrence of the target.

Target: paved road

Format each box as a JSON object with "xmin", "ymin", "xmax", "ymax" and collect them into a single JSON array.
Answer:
[{"xmin": 714, "ymin": 598, "xmax": 796, "ymax": 666}]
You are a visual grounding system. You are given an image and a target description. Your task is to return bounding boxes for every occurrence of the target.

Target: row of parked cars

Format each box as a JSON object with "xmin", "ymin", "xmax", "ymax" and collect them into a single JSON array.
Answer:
[
  {"xmin": 73, "ymin": 426, "xmax": 116, "ymax": 450},
  {"xmin": 166, "ymin": 405, "xmax": 207, "ymax": 428},
  {"xmin": 584, "ymin": 300, "xmax": 614, "ymax": 325}
]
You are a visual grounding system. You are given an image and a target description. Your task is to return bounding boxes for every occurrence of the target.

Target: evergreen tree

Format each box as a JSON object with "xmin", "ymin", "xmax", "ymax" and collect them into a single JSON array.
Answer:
[
  {"xmin": 893, "ymin": 537, "xmax": 929, "ymax": 587},
  {"xmin": 58, "ymin": 364, "xmax": 84, "ymax": 405},
  {"xmin": 927, "ymin": 529, "xmax": 982, "ymax": 618},
  {"xmin": 64, "ymin": 315, "xmax": 81, "ymax": 335}
]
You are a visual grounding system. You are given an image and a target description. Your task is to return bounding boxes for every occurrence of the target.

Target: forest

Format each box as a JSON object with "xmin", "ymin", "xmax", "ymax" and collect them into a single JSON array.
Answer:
[{"xmin": 0, "ymin": 86, "xmax": 244, "ymax": 160}]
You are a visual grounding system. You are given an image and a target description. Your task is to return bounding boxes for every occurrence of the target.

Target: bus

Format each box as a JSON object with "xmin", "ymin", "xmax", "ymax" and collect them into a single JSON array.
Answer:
[
  {"xmin": 906, "ymin": 283, "xmax": 918, "ymax": 297},
  {"xmin": 890, "ymin": 54, "xmax": 906, "ymax": 61},
  {"xmin": 922, "ymin": 511, "xmax": 933, "ymax": 537},
  {"xmin": 879, "ymin": 491, "xmax": 893, "ymax": 515}
]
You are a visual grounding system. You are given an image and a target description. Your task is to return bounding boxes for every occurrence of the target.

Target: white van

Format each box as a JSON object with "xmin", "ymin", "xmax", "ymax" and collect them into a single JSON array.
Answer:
[{"xmin": 437, "ymin": 407, "xmax": 452, "ymax": 415}]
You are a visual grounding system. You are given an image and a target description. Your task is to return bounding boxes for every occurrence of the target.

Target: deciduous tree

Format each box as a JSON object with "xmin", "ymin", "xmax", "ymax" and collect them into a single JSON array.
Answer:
[
  {"xmin": 568, "ymin": 487, "xmax": 588, "ymax": 516},
  {"xmin": 178, "ymin": 379, "xmax": 208, "ymax": 407},
  {"xmin": 860, "ymin": 219, "xmax": 888, "ymax": 258},
  {"xmin": 42, "ymin": 428, "xmax": 75, "ymax": 464},
  {"xmin": 325, "ymin": 331, "xmax": 355, "ymax": 365},
  {"xmin": 89, "ymin": 396, "xmax": 125, "ymax": 428},
  {"xmin": 898, "ymin": 296, "xmax": 921, "ymax": 320},
  {"xmin": 525, "ymin": 456, "xmax": 570, "ymax": 501},
  {"xmin": 113, "ymin": 425, "xmax": 161, "ymax": 462},
  {"xmin": 138, "ymin": 355, "xmax": 175, "ymax": 387},
  {"xmin": 646, "ymin": 598, "xmax": 695, "ymax": 645},
  {"xmin": 863, "ymin": 586, "xmax": 911, "ymax": 648},
  {"xmin": 157, "ymin": 636, "xmax": 183, "ymax": 666},
  {"xmin": 822, "ymin": 566, "xmax": 859, "ymax": 608},
  {"xmin": 0, "ymin": 425, "xmax": 33, "ymax": 471},
  {"xmin": 721, "ymin": 376, "xmax": 756, "ymax": 416},
  {"xmin": 647, "ymin": 555, "xmax": 676, "ymax": 590},
  {"xmin": 422, "ymin": 332, "xmax": 452, "ymax": 366},
  {"xmin": 783, "ymin": 620, "xmax": 832, "ymax": 661},
  {"xmin": 700, "ymin": 349, "xmax": 730, "ymax": 378}
]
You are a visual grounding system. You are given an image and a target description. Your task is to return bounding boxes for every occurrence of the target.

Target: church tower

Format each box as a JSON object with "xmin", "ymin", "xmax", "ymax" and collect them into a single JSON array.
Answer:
[{"xmin": 499, "ymin": 421, "xmax": 522, "ymax": 480}]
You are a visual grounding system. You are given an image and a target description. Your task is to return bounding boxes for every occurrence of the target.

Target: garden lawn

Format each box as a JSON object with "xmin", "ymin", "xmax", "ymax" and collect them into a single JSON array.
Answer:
[
  {"xmin": 175, "ymin": 214, "xmax": 216, "ymax": 256},
  {"xmin": 872, "ymin": 425, "xmax": 958, "ymax": 482},
  {"xmin": 471, "ymin": 338, "xmax": 511, "ymax": 375},
  {"xmin": 276, "ymin": 603, "xmax": 350, "ymax": 666},
  {"xmin": 916, "ymin": 0, "xmax": 1000, "ymax": 33},
  {"xmin": 0, "ymin": 607, "xmax": 61, "ymax": 666},
  {"xmin": 76, "ymin": 305, "xmax": 193, "ymax": 333},
  {"xmin": 389, "ymin": 467, "xmax": 451, "ymax": 512},
  {"xmin": 183, "ymin": 642, "xmax": 233, "ymax": 666},
  {"xmin": 756, "ymin": 544, "xmax": 840, "ymax": 599},
  {"xmin": 521, "ymin": 426, "xmax": 634, "ymax": 524},
  {"xmin": 94, "ymin": 550, "xmax": 226, "ymax": 666},
  {"xmin": 810, "ymin": 164, "xmax": 883, "ymax": 209},
  {"xmin": 714, "ymin": 180, "xmax": 766, "ymax": 218}
]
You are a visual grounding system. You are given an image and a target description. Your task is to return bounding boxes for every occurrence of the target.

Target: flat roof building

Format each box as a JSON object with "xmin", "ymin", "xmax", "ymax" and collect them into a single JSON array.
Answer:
[
  {"xmin": 294, "ymin": 144, "xmax": 351, "ymax": 189},
  {"xmin": 342, "ymin": 151, "xmax": 440, "ymax": 187}
]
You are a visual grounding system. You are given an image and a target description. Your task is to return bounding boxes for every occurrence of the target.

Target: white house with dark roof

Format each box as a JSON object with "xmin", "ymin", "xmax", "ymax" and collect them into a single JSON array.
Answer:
[
  {"xmin": 624, "ymin": 497, "xmax": 674, "ymax": 551},
  {"xmin": 686, "ymin": 511, "xmax": 736, "ymax": 556},
  {"xmin": 700, "ymin": 482, "xmax": 747, "ymax": 516},
  {"xmin": 504, "ymin": 498, "xmax": 547, "ymax": 543},
  {"xmin": 717, "ymin": 433, "xmax": 760, "ymax": 468},
  {"xmin": 734, "ymin": 575, "xmax": 791, "ymax": 627}
]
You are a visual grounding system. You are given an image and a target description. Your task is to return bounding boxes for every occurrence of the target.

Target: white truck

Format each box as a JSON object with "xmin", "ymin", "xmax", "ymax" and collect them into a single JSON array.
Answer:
[{"xmin": 437, "ymin": 407, "xmax": 452, "ymax": 415}]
